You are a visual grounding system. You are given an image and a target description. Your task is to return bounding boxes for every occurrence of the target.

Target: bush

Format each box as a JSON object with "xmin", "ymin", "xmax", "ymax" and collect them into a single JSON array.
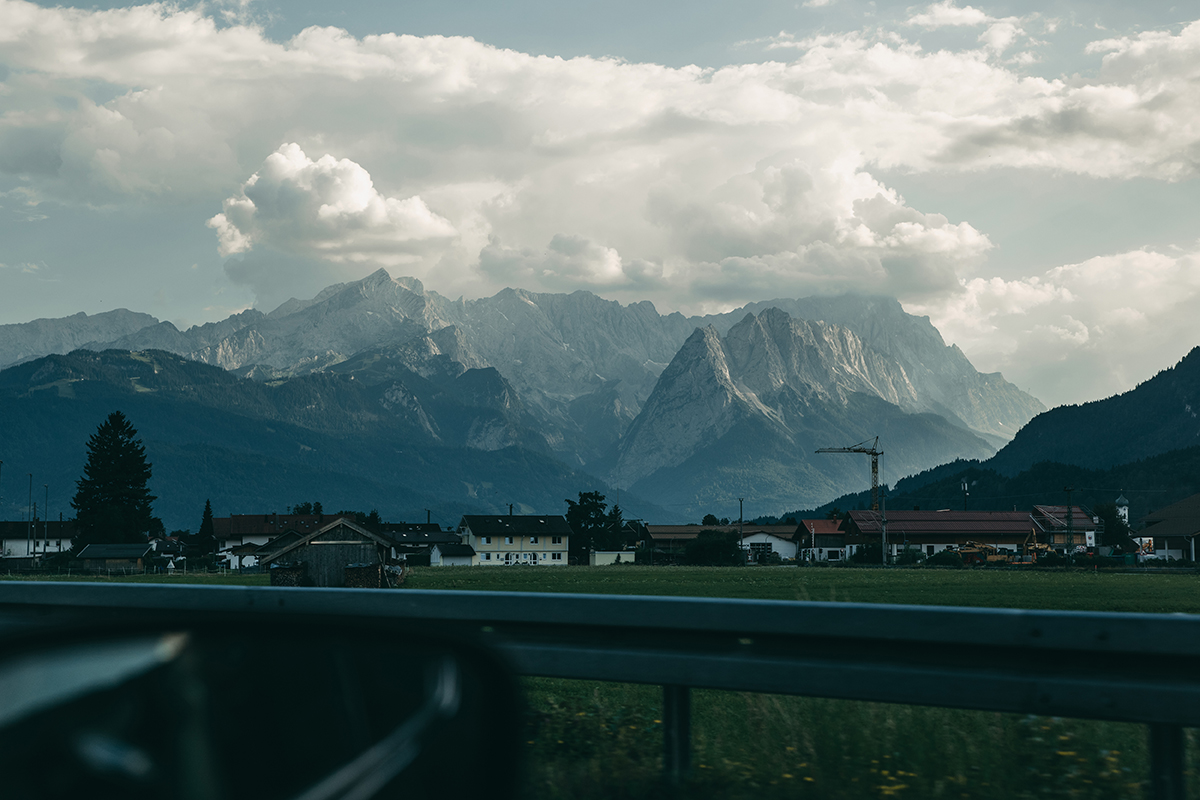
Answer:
[
  {"xmin": 850, "ymin": 542, "xmax": 883, "ymax": 564},
  {"xmin": 683, "ymin": 530, "xmax": 743, "ymax": 566},
  {"xmin": 896, "ymin": 547, "xmax": 925, "ymax": 565},
  {"xmin": 1037, "ymin": 550, "xmax": 1065, "ymax": 567},
  {"xmin": 926, "ymin": 550, "xmax": 963, "ymax": 568}
]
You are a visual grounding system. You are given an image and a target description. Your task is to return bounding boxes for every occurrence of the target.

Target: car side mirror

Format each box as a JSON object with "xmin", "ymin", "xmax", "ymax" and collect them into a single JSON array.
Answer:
[{"xmin": 0, "ymin": 620, "xmax": 521, "ymax": 800}]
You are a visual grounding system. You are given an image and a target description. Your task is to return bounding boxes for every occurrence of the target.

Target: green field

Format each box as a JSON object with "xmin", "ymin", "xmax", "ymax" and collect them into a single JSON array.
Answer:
[
  {"xmin": 6, "ymin": 565, "xmax": 1198, "ymax": 797},
  {"xmin": 401, "ymin": 566, "xmax": 1199, "ymax": 799},
  {"xmin": 403, "ymin": 564, "xmax": 1200, "ymax": 614}
]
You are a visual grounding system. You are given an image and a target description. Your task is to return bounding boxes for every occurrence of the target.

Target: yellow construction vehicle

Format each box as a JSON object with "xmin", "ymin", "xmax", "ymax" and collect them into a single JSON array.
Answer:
[{"xmin": 957, "ymin": 541, "xmax": 997, "ymax": 566}]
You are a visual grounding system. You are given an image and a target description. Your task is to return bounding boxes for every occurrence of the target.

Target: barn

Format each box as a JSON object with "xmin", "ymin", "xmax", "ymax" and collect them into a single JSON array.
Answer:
[{"xmin": 258, "ymin": 518, "xmax": 397, "ymax": 588}]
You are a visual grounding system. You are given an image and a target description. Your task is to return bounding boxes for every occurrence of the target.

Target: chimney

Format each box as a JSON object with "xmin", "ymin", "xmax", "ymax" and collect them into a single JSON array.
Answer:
[
  {"xmin": 509, "ymin": 504, "xmax": 513, "ymax": 517},
  {"xmin": 426, "ymin": 509, "xmax": 431, "ymax": 525}
]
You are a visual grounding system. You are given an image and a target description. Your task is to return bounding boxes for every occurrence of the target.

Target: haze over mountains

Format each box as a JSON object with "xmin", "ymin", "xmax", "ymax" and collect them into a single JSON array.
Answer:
[
  {"xmin": 0, "ymin": 269, "xmax": 1046, "ymax": 526},
  {"xmin": 788, "ymin": 343, "xmax": 1200, "ymax": 526}
]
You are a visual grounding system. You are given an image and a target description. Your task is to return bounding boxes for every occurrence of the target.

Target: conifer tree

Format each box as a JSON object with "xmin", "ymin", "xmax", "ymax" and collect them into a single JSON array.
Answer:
[
  {"xmin": 195, "ymin": 499, "xmax": 217, "ymax": 559},
  {"xmin": 71, "ymin": 411, "xmax": 160, "ymax": 550}
]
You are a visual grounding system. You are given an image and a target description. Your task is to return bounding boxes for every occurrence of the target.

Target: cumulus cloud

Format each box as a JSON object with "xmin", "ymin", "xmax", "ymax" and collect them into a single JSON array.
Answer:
[
  {"xmin": 4, "ymin": 0, "xmax": 1200, "ymax": 403},
  {"xmin": 907, "ymin": 1, "xmax": 993, "ymax": 28},
  {"xmin": 910, "ymin": 248, "xmax": 1200, "ymax": 406},
  {"xmin": 479, "ymin": 234, "xmax": 663, "ymax": 291},
  {"xmin": 208, "ymin": 143, "xmax": 455, "ymax": 263}
]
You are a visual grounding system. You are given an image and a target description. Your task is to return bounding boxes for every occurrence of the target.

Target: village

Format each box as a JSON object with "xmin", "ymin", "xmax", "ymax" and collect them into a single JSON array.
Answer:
[{"xmin": 2, "ymin": 491, "xmax": 1197, "ymax": 587}]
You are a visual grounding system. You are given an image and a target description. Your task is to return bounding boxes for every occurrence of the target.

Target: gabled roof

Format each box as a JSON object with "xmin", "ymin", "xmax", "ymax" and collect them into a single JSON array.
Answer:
[
  {"xmin": 799, "ymin": 519, "xmax": 843, "ymax": 536},
  {"xmin": 253, "ymin": 530, "xmax": 305, "ymax": 562},
  {"xmin": 739, "ymin": 529, "xmax": 799, "ymax": 542},
  {"xmin": 379, "ymin": 529, "xmax": 461, "ymax": 546},
  {"xmin": 459, "ymin": 515, "xmax": 572, "ymax": 537},
  {"xmin": 1141, "ymin": 493, "xmax": 1200, "ymax": 538},
  {"xmin": 76, "ymin": 543, "xmax": 154, "ymax": 559},
  {"xmin": 259, "ymin": 519, "xmax": 394, "ymax": 564}
]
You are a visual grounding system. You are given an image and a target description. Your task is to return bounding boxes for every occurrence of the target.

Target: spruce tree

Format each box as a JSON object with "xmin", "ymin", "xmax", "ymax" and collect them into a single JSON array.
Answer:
[
  {"xmin": 195, "ymin": 499, "xmax": 217, "ymax": 560},
  {"xmin": 71, "ymin": 411, "xmax": 160, "ymax": 550}
]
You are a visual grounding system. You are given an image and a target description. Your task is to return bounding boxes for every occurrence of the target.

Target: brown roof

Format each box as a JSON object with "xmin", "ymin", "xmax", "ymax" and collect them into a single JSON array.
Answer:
[
  {"xmin": 1143, "ymin": 493, "xmax": 1200, "ymax": 524},
  {"xmin": 799, "ymin": 519, "xmax": 842, "ymax": 535},
  {"xmin": 849, "ymin": 510, "xmax": 1033, "ymax": 537},
  {"xmin": 1141, "ymin": 493, "xmax": 1200, "ymax": 538},
  {"xmin": 646, "ymin": 524, "xmax": 798, "ymax": 541}
]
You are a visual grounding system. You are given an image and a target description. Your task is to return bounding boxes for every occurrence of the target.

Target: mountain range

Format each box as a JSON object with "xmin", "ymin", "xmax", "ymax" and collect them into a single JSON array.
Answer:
[
  {"xmin": 0, "ymin": 269, "xmax": 1047, "ymax": 526},
  {"xmin": 784, "ymin": 344, "xmax": 1200, "ymax": 526}
]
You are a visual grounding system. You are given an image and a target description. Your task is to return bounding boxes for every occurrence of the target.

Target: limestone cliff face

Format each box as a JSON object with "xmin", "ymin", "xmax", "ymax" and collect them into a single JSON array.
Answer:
[
  {"xmin": 612, "ymin": 309, "xmax": 997, "ymax": 514},
  {"xmin": 704, "ymin": 296, "xmax": 1044, "ymax": 443}
]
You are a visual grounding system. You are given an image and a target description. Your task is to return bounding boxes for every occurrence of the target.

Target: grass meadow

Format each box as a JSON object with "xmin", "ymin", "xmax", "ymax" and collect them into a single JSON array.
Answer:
[
  {"xmin": 8, "ymin": 565, "xmax": 1199, "ymax": 797},
  {"xmin": 413, "ymin": 566, "xmax": 1200, "ymax": 799}
]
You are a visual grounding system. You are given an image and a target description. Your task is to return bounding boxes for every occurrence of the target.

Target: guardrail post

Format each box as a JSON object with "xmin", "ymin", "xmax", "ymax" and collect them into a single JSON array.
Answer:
[
  {"xmin": 663, "ymin": 684, "xmax": 691, "ymax": 784},
  {"xmin": 1149, "ymin": 723, "xmax": 1186, "ymax": 800}
]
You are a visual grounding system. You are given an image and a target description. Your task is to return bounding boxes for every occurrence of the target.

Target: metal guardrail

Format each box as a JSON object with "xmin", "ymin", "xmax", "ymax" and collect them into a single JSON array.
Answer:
[{"xmin": 0, "ymin": 582, "xmax": 1197, "ymax": 797}]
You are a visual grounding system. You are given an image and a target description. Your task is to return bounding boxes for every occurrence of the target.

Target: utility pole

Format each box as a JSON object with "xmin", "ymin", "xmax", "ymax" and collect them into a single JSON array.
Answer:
[
  {"xmin": 26, "ymin": 474, "xmax": 32, "ymax": 558},
  {"xmin": 881, "ymin": 487, "xmax": 889, "ymax": 566},
  {"xmin": 962, "ymin": 480, "xmax": 970, "ymax": 511},
  {"xmin": 43, "ymin": 485, "xmax": 48, "ymax": 554},
  {"xmin": 1064, "ymin": 486, "xmax": 1075, "ymax": 565},
  {"xmin": 738, "ymin": 498, "xmax": 745, "ymax": 564}
]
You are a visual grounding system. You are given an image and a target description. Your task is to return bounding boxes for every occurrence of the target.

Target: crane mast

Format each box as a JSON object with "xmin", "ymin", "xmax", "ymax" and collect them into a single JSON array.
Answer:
[{"xmin": 815, "ymin": 437, "xmax": 882, "ymax": 511}]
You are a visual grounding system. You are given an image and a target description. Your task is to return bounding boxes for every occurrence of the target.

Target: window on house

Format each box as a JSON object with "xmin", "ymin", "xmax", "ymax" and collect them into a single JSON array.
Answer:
[
  {"xmin": 551, "ymin": 536, "xmax": 562, "ymax": 544},
  {"xmin": 551, "ymin": 552, "xmax": 562, "ymax": 561},
  {"xmin": 482, "ymin": 536, "xmax": 492, "ymax": 544},
  {"xmin": 482, "ymin": 553, "xmax": 491, "ymax": 561},
  {"xmin": 530, "ymin": 536, "xmax": 539, "ymax": 544},
  {"xmin": 505, "ymin": 536, "xmax": 514, "ymax": 545}
]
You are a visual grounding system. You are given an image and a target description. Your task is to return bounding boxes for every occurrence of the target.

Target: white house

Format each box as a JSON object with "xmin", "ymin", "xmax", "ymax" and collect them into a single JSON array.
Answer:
[{"xmin": 458, "ymin": 514, "xmax": 571, "ymax": 565}]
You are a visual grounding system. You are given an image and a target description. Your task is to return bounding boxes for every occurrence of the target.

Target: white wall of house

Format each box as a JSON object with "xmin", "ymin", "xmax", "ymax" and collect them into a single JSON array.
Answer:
[
  {"xmin": 2, "ymin": 536, "xmax": 71, "ymax": 558},
  {"xmin": 219, "ymin": 534, "xmax": 275, "ymax": 568},
  {"xmin": 741, "ymin": 533, "xmax": 797, "ymax": 561},
  {"xmin": 463, "ymin": 527, "xmax": 569, "ymax": 566},
  {"xmin": 430, "ymin": 546, "xmax": 476, "ymax": 566}
]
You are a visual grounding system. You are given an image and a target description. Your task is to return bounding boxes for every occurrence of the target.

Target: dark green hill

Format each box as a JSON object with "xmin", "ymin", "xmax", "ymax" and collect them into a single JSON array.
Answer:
[
  {"xmin": 0, "ymin": 350, "xmax": 664, "ymax": 530},
  {"xmin": 986, "ymin": 346, "xmax": 1200, "ymax": 476},
  {"xmin": 773, "ymin": 446, "xmax": 1200, "ymax": 528}
]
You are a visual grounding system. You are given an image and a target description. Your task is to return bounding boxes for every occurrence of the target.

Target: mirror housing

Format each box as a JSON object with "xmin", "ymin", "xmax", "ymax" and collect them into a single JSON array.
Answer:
[{"xmin": 0, "ymin": 618, "xmax": 520, "ymax": 800}]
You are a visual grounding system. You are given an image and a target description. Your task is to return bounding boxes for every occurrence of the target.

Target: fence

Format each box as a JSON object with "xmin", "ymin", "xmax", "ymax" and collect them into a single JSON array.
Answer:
[{"xmin": 0, "ymin": 582, "xmax": 1197, "ymax": 798}]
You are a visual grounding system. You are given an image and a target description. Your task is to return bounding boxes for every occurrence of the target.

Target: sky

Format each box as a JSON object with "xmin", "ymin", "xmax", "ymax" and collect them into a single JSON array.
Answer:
[{"xmin": 1, "ymin": 0, "xmax": 1199, "ymax": 409}]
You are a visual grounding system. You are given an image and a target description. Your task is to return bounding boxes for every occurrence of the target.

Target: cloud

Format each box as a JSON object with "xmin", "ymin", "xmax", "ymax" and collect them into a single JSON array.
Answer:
[
  {"xmin": 907, "ymin": 1, "xmax": 993, "ymax": 28},
  {"xmin": 208, "ymin": 143, "xmax": 455, "ymax": 263},
  {"xmin": 479, "ymin": 234, "xmax": 664, "ymax": 291},
  {"xmin": 3, "ymin": 0, "xmax": 1200, "ymax": 403},
  {"xmin": 910, "ymin": 248, "xmax": 1200, "ymax": 407}
]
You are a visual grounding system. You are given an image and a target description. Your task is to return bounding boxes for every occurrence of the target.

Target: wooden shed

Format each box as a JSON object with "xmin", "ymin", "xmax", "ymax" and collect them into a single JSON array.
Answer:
[
  {"xmin": 74, "ymin": 543, "xmax": 155, "ymax": 572},
  {"xmin": 259, "ymin": 519, "xmax": 396, "ymax": 588}
]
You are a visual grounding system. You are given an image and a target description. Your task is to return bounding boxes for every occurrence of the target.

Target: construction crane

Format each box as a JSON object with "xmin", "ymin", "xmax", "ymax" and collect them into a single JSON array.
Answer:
[{"xmin": 816, "ymin": 437, "xmax": 882, "ymax": 511}]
